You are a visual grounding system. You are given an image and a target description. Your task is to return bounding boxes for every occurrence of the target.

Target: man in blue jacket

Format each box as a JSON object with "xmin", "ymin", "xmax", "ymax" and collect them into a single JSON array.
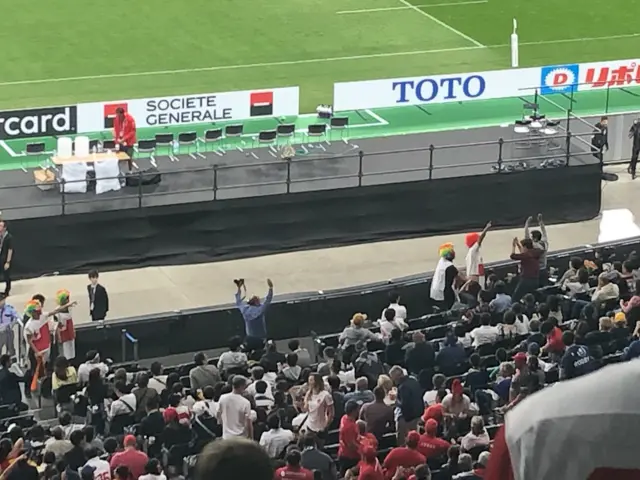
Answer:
[
  {"xmin": 235, "ymin": 278, "xmax": 274, "ymax": 351},
  {"xmin": 0, "ymin": 293, "xmax": 19, "ymax": 357}
]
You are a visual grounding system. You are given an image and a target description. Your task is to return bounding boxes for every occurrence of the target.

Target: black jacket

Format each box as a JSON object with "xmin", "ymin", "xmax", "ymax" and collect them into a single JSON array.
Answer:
[
  {"xmin": 0, "ymin": 367, "xmax": 22, "ymax": 406},
  {"xmin": 88, "ymin": 284, "xmax": 109, "ymax": 320}
]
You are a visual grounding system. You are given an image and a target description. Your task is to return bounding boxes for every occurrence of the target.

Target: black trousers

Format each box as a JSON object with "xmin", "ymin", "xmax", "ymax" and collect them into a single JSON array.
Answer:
[
  {"xmin": 118, "ymin": 143, "xmax": 134, "ymax": 170},
  {"xmin": 630, "ymin": 145, "xmax": 640, "ymax": 176},
  {"xmin": 512, "ymin": 277, "xmax": 539, "ymax": 302},
  {"xmin": 1, "ymin": 265, "xmax": 10, "ymax": 295}
]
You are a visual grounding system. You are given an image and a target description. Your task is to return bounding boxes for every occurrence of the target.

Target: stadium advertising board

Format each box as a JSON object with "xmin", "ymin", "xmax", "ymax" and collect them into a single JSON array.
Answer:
[
  {"xmin": 0, "ymin": 106, "xmax": 77, "ymax": 140},
  {"xmin": 538, "ymin": 59, "xmax": 640, "ymax": 94},
  {"xmin": 76, "ymin": 87, "xmax": 300, "ymax": 133},
  {"xmin": 332, "ymin": 67, "xmax": 540, "ymax": 111}
]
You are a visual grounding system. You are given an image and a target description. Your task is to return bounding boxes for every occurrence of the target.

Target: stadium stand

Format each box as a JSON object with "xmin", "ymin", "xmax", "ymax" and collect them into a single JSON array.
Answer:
[{"xmin": 1, "ymin": 238, "xmax": 640, "ymax": 480}]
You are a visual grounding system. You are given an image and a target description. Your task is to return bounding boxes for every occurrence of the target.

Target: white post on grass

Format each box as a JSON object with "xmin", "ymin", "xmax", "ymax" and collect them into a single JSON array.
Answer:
[{"xmin": 511, "ymin": 18, "xmax": 519, "ymax": 68}]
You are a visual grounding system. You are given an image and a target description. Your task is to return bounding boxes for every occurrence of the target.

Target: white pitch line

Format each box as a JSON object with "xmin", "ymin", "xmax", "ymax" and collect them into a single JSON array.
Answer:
[
  {"xmin": 0, "ymin": 32, "xmax": 639, "ymax": 88},
  {"xmin": 364, "ymin": 109, "xmax": 390, "ymax": 126},
  {"xmin": 338, "ymin": 1, "xmax": 487, "ymax": 15},
  {"xmin": 0, "ymin": 140, "xmax": 19, "ymax": 158},
  {"xmin": 397, "ymin": 0, "xmax": 486, "ymax": 47}
]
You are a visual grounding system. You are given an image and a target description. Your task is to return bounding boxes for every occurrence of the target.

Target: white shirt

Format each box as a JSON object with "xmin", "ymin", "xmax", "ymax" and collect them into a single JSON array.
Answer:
[
  {"xmin": 109, "ymin": 393, "xmax": 137, "ymax": 419},
  {"xmin": 514, "ymin": 315, "xmax": 531, "ymax": 335},
  {"xmin": 148, "ymin": 376, "xmax": 168, "ymax": 394},
  {"xmin": 77, "ymin": 362, "xmax": 109, "ymax": 384},
  {"xmin": 84, "ymin": 457, "xmax": 111, "ymax": 480},
  {"xmin": 381, "ymin": 303, "xmax": 407, "ymax": 321},
  {"xmin": 218, "ymin": 392, "xmax": 251, "ymax": 439},
  {"xmin": 466, "ymin": 243, "xmax": 484, "ymax": 278},
  {"xmin": 139, "ymin": 475, "xmax": 167, "ymax": 480},
  {"xmin": 192, "ymin": 399, "xmax": 218, "ymax": 418},
  {"xmin": 470, "ymin": 325, "xmax": 499, "ymax": 347},
  {"xmin": 430, "ymin": 258, "xmax": 454, "ymax": 301},
  {"xmin": 423, "ymin": 388, "xmax": 450, "ymax": 406},
  {"xmin": 379, "ymin": 318, "xmax": 408, "ymax": 342},
  {"xmin": 306, "ymin": 390, "xmax": 334, "ymax": 433},
  {"xmin": 259, "ymin": 428, "xmax": 295, "ymax": 458},
  {"xmin": 247, "ymin": 380, "xmax": 274, "ymax": 400}
]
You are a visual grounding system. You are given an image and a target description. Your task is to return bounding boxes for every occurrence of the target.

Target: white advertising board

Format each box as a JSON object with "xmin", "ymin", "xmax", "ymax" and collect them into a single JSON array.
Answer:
[
  {"xmin": 76, "ymin": 86, "xmax": 300, "ymax": 133},
  {"xmin": 332, "ymin": 67, "xmax": 541, "ymax": 111},
  {"xmin": 539, "ymin": 59, "xmax": 640, "ymax": 95}
]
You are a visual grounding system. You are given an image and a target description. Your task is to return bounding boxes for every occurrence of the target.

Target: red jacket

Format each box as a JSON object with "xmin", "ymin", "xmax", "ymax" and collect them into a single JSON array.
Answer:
[
  {"xmin": 113, "ymin": 113, "xmax": 137, "ymax": 146},
  {"xmin": 382, "ymin": 447, "xmax": 425, "ymax": 479}
]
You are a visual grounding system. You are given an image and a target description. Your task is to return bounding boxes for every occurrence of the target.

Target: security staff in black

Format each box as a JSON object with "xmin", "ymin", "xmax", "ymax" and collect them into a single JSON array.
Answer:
[
  {"xmin": 629, "ymin": 119, "xmax": 640, "ymax": 179},
  {"xmin": 591, "ymin": 116, "xmax": 608, "ymax": 163}
]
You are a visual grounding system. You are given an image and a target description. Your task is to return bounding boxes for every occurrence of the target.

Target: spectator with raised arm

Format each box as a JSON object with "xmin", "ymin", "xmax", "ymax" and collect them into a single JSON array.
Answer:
[
  {"xmin": 235, "ymin": 278, "xmax": 274, "ymax": 351},
  {"xmin": 524, "ymin": 214, "xmax": 549, "ymax": 286},
  {"xmin": 465, "ymin": 221, "xmax": 491, "ymax": 286},
  {"xmin": 510, "ymin": 237, "xmax": 542, "ymax": 301},
  {"xmin": 0, "ymin": 294, "xmax": 19, "ymax": 357}
]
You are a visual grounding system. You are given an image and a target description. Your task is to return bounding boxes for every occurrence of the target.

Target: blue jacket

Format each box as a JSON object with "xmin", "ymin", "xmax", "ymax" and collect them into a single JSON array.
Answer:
[
  {"xmin": 0, "ymin": 303, "xmax": 19, "ymax": 330},
  {"xmin": 236, "ymin": 288, "xmax": 273, "ymax": 338}
]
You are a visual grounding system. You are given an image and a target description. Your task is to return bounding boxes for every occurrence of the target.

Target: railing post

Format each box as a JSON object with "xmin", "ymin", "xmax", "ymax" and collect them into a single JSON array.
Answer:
[
  {"xmin": 605, "ymin": 85, "xmax": 611, "ymax": 114},
  {"xmin": 61, "ymin": 179, "xmax": 66, "ymax": 215},
  {"xmin": 565, "ymin": 131, "xmax": 572, "ymax": 166},
  {"xmin": 213, "ymin": 164, "xmax": 218, "ymax": 200},
  {"xmin": 137, "ymin": 171, "xmax": 143, "ymax": 208},
  {"xmin": 358, "ymin": 150, "xmax": 364, "ymax": 187},
  {"xmin": 121, "ymin": 328, "xmax": 127, "ymax": 362},
  {"xmin": 497, "ymin": 138, "xmax": 504, "ymax": 172},
  {"xmin": 133, "ymin": 339, "xmax": 139, "ymax": 362},
  {"xmin": 286, "ymin": 158, "xmax": 292, "ymax": 193},
  {"xmin": 428, "ymin": 144, "xmax": 435, "ymax": 180}
]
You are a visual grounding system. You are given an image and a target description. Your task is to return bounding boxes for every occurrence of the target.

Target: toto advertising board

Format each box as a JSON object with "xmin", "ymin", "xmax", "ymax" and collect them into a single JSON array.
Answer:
[
  {"xmin": 76, "ymin": 87, "xmax": 300, "ymax": 133},
  {"xmin": 0, "ymin": 106, "xmax": 77, "ymax": 140},
  {"xmin": 332, "ymin": 67, "xmax": 540, "ymax": 111}
]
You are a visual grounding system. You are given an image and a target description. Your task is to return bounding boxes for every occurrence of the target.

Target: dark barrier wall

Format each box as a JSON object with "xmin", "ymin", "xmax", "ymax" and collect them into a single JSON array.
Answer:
[
  {"xmin": 75, "ymin": 235, "xmax": 640, "ymax": 363},
  {"xmin": 13, "ymin": 163, "xmax": 601, "ymax": 278}
]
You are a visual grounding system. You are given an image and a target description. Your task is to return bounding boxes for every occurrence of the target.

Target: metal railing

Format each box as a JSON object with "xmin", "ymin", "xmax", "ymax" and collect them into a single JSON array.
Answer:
[
  {"xmin": 120, "ymin": 329, "xmax": 139, "ymax": 363},
  {"xmin": 518, "ymin": 80, "xmax": 640, "ymax": 116},
  {"xmin": 0, "ymin": 117, "xmax": 603, "ymax": 216}
]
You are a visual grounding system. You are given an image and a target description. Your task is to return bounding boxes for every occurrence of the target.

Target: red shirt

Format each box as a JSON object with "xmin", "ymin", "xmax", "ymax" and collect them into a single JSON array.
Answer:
[
  {"xmin": 339, "ymin": 415, "xmax": 360, "ymax": 459},
  {"xmin": 416, "ymin": 433, "xmax": 451, "ymax": 459},
  {"xmin": 109, "ymin": 448, "xmax": 148, "ymax": 479},
  {"xmin": 545, "ymin": 327, "xmax": 564, "ymax": 353},
  {"xmin": 422, "ymin": 404, "xmax": 444, "ymax": 424},
  {"xmin": 113, "ymin": 113, "xmax": 137, "ymax": 146},
  {"xmin": 382, "ymin": 447, "xmax": 425, "ymax": 479},
  {"xmin": 358, "ymin": 460, "xmax": 384, "ymax": 480},
  {"xmin": 274, "ymin": 466, "xmax": 314, "ymax": 480},
  {"xmin": 359, "ymin": 433, "xmax": 378, "ymax": 454}
]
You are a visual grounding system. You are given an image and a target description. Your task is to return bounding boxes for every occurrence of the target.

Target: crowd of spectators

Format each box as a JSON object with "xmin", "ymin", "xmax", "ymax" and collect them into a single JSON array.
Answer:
[{"xmin": 1, "ymin": 221, "xmax": 640, "ymax": 480}]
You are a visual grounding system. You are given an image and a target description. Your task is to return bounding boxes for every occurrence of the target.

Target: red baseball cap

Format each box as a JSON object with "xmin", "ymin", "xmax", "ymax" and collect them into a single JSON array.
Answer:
[{"xmin": 123, "ymin": 434, "xmax": 136, "ymax": 447}]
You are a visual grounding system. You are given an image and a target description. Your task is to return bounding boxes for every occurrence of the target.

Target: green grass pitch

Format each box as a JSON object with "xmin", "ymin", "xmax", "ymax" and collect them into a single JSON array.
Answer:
[{"xmin": 1, "ymin": 0, "xmax": 639, "ymax": 113}]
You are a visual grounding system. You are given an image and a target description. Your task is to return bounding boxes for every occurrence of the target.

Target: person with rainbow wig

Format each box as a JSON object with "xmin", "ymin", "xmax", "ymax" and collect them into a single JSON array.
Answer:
[
  {"xmin": 54, "ymin": 289, "xmax": 76, "ymax": 360},
  {"xmin": 464, "ymin": 221, "xmax": 492, "ymax": 287},
  {"xmin": 430, "ymin": 243, "xmax": 464, "ymax": 310},
  {"xmin": 23, "ymin": 294, "xmax": 76, "ymax": 393}
]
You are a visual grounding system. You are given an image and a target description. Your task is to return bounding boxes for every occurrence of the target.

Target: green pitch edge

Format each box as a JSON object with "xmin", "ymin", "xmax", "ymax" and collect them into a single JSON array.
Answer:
[{"xmin": 2, "ymin": 86, "xmax": 639, "ymax": 171}]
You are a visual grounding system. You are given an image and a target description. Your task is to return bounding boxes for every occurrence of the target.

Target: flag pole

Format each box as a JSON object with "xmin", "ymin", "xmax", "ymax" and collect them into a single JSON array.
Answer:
[{"xmin": 511, "ymin": 18, "xmax": 519, "ymax": 68}]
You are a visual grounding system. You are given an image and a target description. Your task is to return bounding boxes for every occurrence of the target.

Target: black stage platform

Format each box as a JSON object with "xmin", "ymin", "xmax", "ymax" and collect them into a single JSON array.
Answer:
[{"xmin": 2, "ymin": 122, "xmax": 602, "ymax": 278}]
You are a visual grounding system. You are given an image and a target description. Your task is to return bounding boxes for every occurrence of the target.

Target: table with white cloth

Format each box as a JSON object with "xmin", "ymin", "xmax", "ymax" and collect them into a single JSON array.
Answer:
[{"xmin": 51, "ymin": 152, "xmax": 130, "ymax": 195}]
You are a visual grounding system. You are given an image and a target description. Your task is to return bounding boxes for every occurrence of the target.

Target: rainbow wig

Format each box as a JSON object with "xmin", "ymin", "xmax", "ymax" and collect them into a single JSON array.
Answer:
[
  {"xmin": 24, "ymin": 300, "xmax": 42, "ymax": 318},
  {"xmin": 465, "ymin": 232, "xmax": 480, "ymax": 248},
  {"xmin": 438, "ymin": 242, "xmax": 455, "ymax": 259},
  {"xmin": 56, "ymin": 289, "xmax": 70, "ymax": 306}
]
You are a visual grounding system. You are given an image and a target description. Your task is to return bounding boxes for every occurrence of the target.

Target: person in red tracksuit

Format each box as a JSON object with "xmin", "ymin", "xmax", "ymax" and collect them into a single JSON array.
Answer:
[{"xmin": 113, "ymin": 107, "xmax": 137, "ymax": 171}]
